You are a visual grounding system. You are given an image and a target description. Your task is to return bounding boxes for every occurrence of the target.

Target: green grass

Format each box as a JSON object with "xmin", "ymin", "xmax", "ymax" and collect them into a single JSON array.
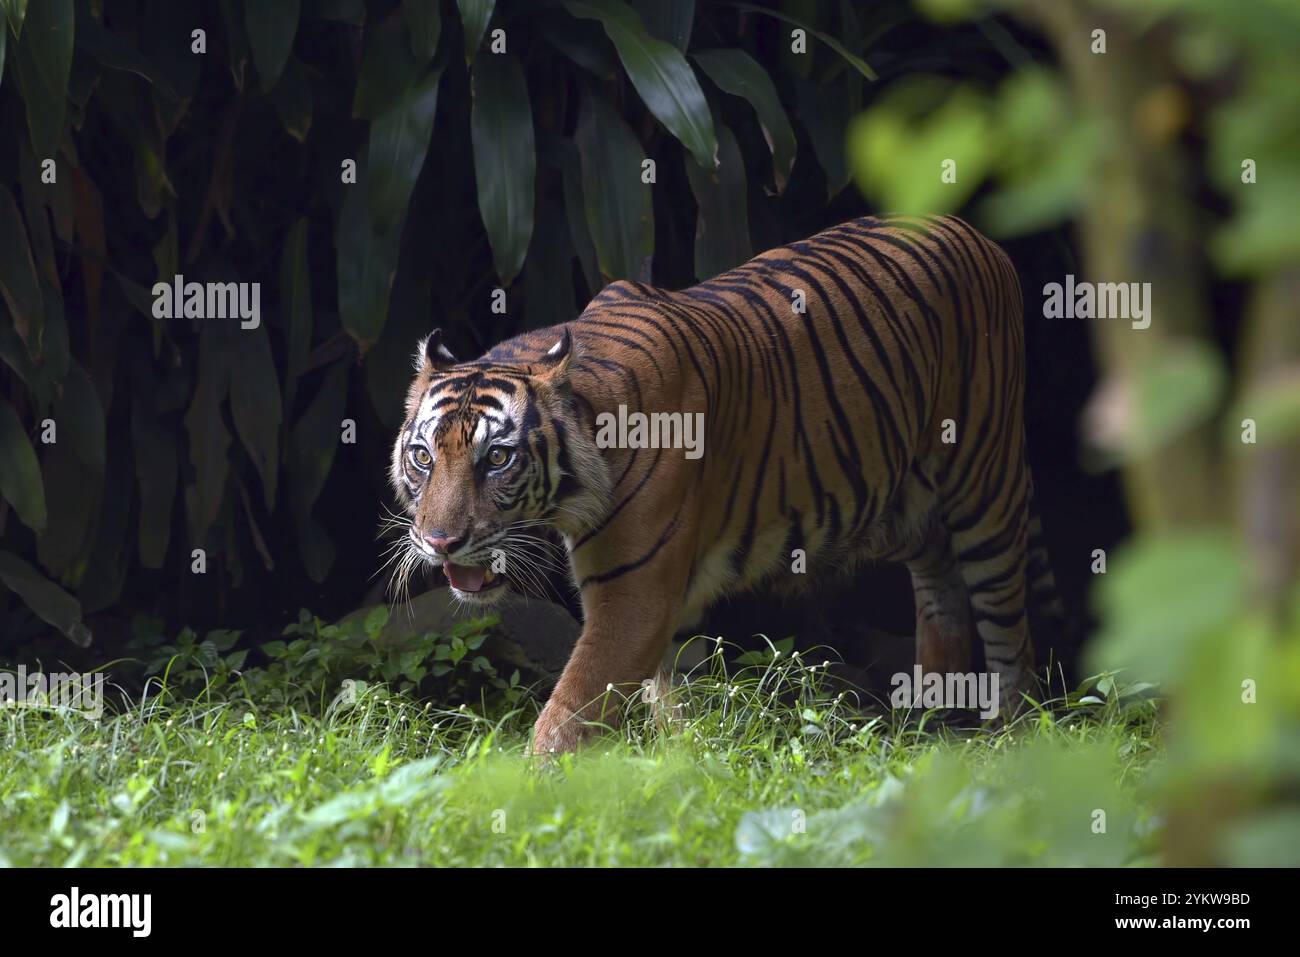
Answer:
[{"xmin": 0, "ymin": 644, "xmax": 1164, "ymax": 866}]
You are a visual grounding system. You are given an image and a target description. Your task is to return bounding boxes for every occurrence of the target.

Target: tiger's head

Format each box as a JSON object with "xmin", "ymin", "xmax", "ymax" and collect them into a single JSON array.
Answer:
[{"xmin": 388, "ymin": 328, "xmax": 610, "ymax": 605}]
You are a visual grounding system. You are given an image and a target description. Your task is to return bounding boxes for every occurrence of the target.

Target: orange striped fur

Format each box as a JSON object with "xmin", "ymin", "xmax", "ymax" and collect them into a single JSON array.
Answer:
[{"xmin": 391, "ymin": 215, "xmax": 1059, "ymax": 753}]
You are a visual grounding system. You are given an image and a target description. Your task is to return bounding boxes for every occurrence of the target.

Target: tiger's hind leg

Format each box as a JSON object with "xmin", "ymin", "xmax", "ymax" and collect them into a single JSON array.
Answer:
[
  {"xmin": 904, "ymin": 520, "xmax": 973, "ymax": 677},
  {"xmin": 944, "ymin": 463, "xmax": 1038, "ymax": 715}
]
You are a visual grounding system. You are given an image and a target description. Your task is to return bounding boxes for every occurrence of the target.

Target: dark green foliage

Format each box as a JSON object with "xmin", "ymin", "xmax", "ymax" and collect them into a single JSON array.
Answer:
[
  {"xmin": 126, "ymin": 604, "xmax": 512, "ymax": 708},
  {"xmin": 0, "ymin": 0, "xmax": 878, "ymax": 641}
]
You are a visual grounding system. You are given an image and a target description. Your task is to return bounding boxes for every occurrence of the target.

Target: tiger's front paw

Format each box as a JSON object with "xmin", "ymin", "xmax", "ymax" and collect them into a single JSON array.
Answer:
[
  {"xmin": 530, "ymin": 700, "xmax": 585, "ymax": 761},
  {"xmin": 1000, "ymin": 669, "xmax": 1041, "ymax": 719}
]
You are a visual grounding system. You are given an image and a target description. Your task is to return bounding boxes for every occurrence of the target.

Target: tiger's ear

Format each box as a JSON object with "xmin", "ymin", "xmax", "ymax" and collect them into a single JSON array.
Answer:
[
  {"xmin": 534, "ymin": 329, "xmax": 573, "ymax": 386},
  {"xmin": 416, "ymin": 329, "xmax": 458, "ymax": 372}
]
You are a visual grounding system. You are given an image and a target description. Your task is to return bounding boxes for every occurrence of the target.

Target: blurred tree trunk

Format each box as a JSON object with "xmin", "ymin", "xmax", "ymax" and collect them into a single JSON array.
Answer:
[
  {"xmin": 1023, "ymin": 0, "xmax": 1221, "ymax": 530},
  {"xmin": 1235, "ymin": 270, "xmax": 1300, "ymax": 605},
  {"xmin": 1018, "ymin": 0, "xmax": 1300, "ymax": 866}
]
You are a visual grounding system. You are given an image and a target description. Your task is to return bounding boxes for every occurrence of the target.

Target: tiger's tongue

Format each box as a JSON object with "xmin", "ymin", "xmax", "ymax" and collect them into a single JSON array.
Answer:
[{"xmin": 444, "ymin": 563, "xmax": 485, "ymax": 592}]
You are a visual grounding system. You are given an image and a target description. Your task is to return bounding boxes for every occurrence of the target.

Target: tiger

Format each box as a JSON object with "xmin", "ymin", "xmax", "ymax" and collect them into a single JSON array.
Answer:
[{"xmin": 389, "ymin": 214, "xmax": 1064, "ymax": 754}]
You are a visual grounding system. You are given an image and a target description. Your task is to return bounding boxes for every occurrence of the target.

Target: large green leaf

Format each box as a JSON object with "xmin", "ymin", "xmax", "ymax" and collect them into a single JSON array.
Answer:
[
  {"xmin": 471, "ymin": 54, "xmax": 535, "ymax": 285},
  {"xmin": 337, "ymin": 149, "xmax": 403, "ymax": 350},
  {"xmin": 457, "ymin": 0, "xmax": 496, "ymax": 63},
  {"xmin": 537, "ymin": 14, "xmax": 617, "ymax": 76},
  {"xmin": 93, "ymin": 71, "xmax": 171, "ymax": 220},
  {"xmin": 0, "ymin": 16, "xmax": 8, "ymax": 89},
  {"xmin": 34, "ymin": 361, "xmax": 102, "ymax": 580},
  {"xmin": 0, "ymin": 394, "xmax": 46, "ymax": 533},
  {"xmin": 268, "ymin": 54, "xmax": 313, "ymax": 142},
  {"xmin": 561, "ymin": 149, "xmax": 600, "ymax": 297},
  {"xmin": 11, "ymin": 0, "xmax": 74, "ymax": 160},
  {"xmin": 77, "ymin": 439, "xmax": 133, "ymax": 613},
  {"xmin": 36, "ymin": 440, "xmax": 97, "ymax": 580},
  {"xmin": 404, "ymin": 0, "xmax": 441, "ymax": 61},
  {"xmin": 73, "ymin": 7, "xmax": 177, "ymax": 97},
  {"xmin": 56, "ymin": 359, "xmax": 105, "ymax": 472},
  {"xmin": 231, "ymin": 325, "xmax": 282, "ymax": 510},
  {"xmin": 0, "ymin": 184, "xmax": 44, "ymax": 357},
  {"xmin": 693, "ymin": 49, "xmax": 796, "ymax": 192},
  {"xmin": 0, "ymin": 0, "xmax": 27, "ymax": 37},
  {"xmin": 131, "ymin": 386, "xmax": 177, "ymax": 570},
  {"xmin": 524, "ymin": 196, "xmax": 577, "ymax": 330},
  {"xmin": 795, "ymin": 74, "xmax": 851, "ymax": 199},
  {"xmin": 630, "ymin": 0, "xmax": 693, "ymax": 51},
  {"xmin": 137, "ymin": 1, "xmax": 202, "ymax": 100},
  {"xmin": 369, "ymin": 66, "xmax": 443, "ymax": 234},
  {"xmin": 35, "ymin": 282, "xmax": 69, "ymax": 394},
  {"xmin": 246, "ymin": 0, "xmax": 301, "ymax": 91},
  {"xmin": 540, "ymin": 133, "xmax": 600, "ymax": 297},
  {"xmin": 0, "ymin": 549, "xmax": 90, "ymax": 647},
  {"xmin": 220, "ymin": 0, "xmax": 252, "ymax": 90},
  {"xmin": 574, "ymin": 89, "xmax": 653, "ymax": 282},
  {"xmin": 183, "ymin": 323, "xmax": 234, "ymax": 546},
  {"xmin": 280, "ymin": 218, "xmax": 313, "ymax": 422},
  {"xmin": 726, "ymin": 2, "xmax": 876, "ymax": 81},
  {"xmin": 0, "ymin": 300, "xmax": 54, "ymax": 412},
  {"xmin": 364, "ymin": 258, "xmax": 432, "ymax": 430},
  {"xmin": 685, "ymin": 120, "xmax": 752, "ymax": 280},
  {"xmin": 289, "ymin": 361, "xmax": 349, "ymax": 583},
  {"xmin": 353, "ymin": 19, "xmax": 420, "ymax": 121},
  {"xmin": 19, "ymin": 147, "xmax": 57, "ymax": 289},
  {"xmin": 565, "ymin": 0, "xmax": 717, "ymax": 169}
]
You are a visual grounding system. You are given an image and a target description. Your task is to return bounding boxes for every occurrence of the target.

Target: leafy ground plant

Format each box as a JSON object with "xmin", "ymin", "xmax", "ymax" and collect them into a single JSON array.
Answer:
[{"xmin": 123, "ymin": 606, "xmax": 522, "ymax": 711}]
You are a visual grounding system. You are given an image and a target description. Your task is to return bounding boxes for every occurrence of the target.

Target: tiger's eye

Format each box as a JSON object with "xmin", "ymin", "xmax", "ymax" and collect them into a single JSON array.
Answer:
[
  {"xmin": 487, "ymin": 446, "xmax": 511, "ymax": 468},
  {"xmin": 411, "ymin": 448, "xmax": 432, "ymax": 468}
]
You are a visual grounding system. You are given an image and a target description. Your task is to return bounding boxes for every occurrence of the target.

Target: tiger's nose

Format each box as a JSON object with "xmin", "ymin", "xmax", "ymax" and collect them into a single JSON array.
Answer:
[{"xmin": 423, "ymin": 532, "xmax": 463, "ymax": 556}]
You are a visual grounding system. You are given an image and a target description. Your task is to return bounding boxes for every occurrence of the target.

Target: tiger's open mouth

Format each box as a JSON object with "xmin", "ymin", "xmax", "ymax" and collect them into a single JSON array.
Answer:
[{"xmin": 443, "ymin": 562, "xmax": 509, "ymax": 596}]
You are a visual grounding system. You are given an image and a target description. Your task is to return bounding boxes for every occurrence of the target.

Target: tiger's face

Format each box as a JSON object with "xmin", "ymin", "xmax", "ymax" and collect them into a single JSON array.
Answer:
[{"xmin": 388, "ymin": 329, "xmax": 608, "ymax": 605}]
